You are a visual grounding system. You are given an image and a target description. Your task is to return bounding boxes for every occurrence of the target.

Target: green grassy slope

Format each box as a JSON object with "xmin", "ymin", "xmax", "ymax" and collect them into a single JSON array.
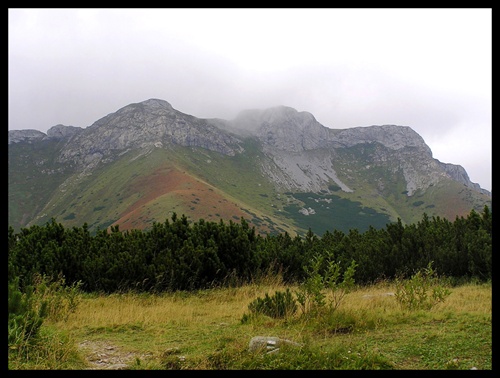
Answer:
[
  {"xmin": 8, "ymin": 139, "xmax": 76, "ymax": 230},
  {"xmin": 21, "ymin": 145, "xmax": 296, "ymax": 234},
  {"xmin": 9, "ymin": 137, "xmax": 491, "ymax": 236}
]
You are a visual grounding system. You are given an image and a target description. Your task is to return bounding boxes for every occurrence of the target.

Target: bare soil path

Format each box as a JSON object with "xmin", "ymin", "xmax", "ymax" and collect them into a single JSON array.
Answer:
[{"xmin": 78, "ymin": 340, "xmax": 152, "ymax": 370}]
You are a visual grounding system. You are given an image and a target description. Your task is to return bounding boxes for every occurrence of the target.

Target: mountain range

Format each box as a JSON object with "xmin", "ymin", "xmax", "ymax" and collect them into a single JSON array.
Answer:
[{"xmin": 8, "ymin": 98, "xmax": 492, "ymax": 236}]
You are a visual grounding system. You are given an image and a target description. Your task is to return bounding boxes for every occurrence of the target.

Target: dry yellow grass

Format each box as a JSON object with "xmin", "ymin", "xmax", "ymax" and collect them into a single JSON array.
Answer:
[
  {"xmin": 47, "ymin": 279, "xmax": 490, "ymax": 370},
  {"xmin": 343, "ymin": 281, "xmax": 491, "ymax": 314},
  {"xmin": 64, "ymin": 273, "xmax": 290, "ymax": 331},
  {"xmin": 62, "ymin": 280, "xmax": 491, "ymax": 332}
]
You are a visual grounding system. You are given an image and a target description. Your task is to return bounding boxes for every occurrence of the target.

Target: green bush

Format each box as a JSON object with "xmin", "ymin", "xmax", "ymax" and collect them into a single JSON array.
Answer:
[
  {"xmin": 296, "ymin": 251, "xmax": 357, "ymax": 316},
  {"xmin": 8, "ymin": 278, "xmax": 48, "ymax": 348},
  {"xmin": 394, "ymin": 261, "xmax": 451, "ymax": 311},
  {"xmin": 8, "ymin": 273, "xmax": 84, "ymax": 368},
  {"xmin": 247, "ymin": 288, "xmax": 297, "ymax": 318}
]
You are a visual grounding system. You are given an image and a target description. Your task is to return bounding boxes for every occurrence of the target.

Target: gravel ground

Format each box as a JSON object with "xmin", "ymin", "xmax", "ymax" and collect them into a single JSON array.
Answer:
[{"xmin": 78, "ymin": 340, "xmax": 152, "ymax": 370}]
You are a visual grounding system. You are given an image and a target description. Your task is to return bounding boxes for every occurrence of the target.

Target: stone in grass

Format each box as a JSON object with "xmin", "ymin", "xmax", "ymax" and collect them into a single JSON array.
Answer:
[{"xmin": 248, "ymin": 336, "xmax": 303, "ymax": 354}]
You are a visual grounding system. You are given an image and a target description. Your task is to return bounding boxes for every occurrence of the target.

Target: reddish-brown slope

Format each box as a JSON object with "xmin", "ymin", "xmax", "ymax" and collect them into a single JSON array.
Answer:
[{"xmin": 111, "ymin": 165, "xmax": 269, "ymax": 232}]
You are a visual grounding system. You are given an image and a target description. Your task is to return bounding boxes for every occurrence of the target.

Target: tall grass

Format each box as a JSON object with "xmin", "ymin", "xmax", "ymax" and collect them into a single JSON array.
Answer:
[{"xmin": 10, "ymin": 275, "xmax": 491, "ymax": 370}]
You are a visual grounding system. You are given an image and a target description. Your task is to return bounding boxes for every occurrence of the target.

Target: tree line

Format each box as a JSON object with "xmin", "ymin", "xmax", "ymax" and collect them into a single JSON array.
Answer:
[{"xmin": 8, "ymin": 206, "xmax": 491, "ymax": 293}]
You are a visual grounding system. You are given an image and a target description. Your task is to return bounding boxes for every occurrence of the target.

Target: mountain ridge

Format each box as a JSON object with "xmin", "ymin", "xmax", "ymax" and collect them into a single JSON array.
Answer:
[{"xmin": 8, "ymin": 98, "xmax": 491, "ymax": 235}]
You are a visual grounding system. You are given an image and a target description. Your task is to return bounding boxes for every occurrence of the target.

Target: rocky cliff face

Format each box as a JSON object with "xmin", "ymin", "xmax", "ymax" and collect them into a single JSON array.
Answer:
[
  {"xmin": 439, "ymin": 162, "xmax": 482, "ymax": 191},
  {"xmin": 8, "ymin": 129, "xmax": 47, "ymax": 144},
  {"xmin": 226, "ymin": 106, "xmax": 489, "ymax": 197},
  {"xmin": 8, "ymin": 98, "xmax": 490, "ymax": 198},
  {"xmin": 52, "ymin": 99, "xmax": 244, "ymax": 168},
  {"xmin": 8, "ymin": 98, "xmax": 491, "ymax": 234},
  {"xmin": 232, "ymin": 106, "xmax": 331, "ymax": 152}
]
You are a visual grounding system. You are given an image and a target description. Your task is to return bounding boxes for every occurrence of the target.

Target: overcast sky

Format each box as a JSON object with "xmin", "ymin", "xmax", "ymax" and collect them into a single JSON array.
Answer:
[{"xmin": 8, "ymin": 8, "xmax": 492, "ymax": 192}]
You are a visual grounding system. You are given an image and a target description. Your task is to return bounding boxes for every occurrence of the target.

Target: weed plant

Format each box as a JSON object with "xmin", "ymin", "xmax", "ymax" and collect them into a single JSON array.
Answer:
[
  {"xmin": 394, "ymin": 262, "xmax": 452, "ymax": 311},
  {"xmin": 8, "ymin": 274, "xmax": 86, "ymax": 370}
]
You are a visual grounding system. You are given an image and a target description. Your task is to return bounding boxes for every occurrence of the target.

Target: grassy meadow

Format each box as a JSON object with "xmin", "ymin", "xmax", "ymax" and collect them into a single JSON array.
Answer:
[{"xmin": 9, "ymin": 274, "xmax": 492, "ymax": 370}]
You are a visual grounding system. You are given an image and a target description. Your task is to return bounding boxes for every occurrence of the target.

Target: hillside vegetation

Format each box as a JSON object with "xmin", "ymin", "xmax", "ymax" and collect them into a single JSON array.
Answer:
[
  {"xmin": 8, "ymin": 276, "xmax": 491, "ymax": 370},
  {"xmin": 9, "ymin": 99, "xmax": 492, "ymax": 237},
  {"xmin": 9, "ymin": 206, "xmax": 491, "ymax": 293},
  {"xmin": 8, "ymin": 206, "xmax": 491, "ymax": 369}
]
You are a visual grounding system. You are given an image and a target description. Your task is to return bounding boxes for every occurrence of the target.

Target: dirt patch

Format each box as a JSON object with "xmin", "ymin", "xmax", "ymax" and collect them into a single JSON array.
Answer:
[{"xmin": 78, "ymin": 340, "xmax": 152, "ymax": 370}]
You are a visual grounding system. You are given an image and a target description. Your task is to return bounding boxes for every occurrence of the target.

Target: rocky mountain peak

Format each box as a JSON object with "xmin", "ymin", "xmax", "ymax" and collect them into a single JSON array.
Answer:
[
  {"xmin": 8, "ymin": 98, "xmax": 491, "ymax": 235},
  {"xmin": 9, "ymin": 98, "xmax": 490, "ymax": 199},
  {"xmin": 232, "ymin": 106, "xmax": 329, "ymax": 152},
  {"xmin": 233, "ymin": 106, "xmax": 316, "ymax": 132},
  {"xmin": 57, "ymin": 99, "xmax": 244, "ymax": 167},
  {"xmin": 113, "ymin": 98, "xmax": 174, "ymax": 116},
  {"xmin": 258, "ymin": 106, "xmax": 317, "ymax": 128},
  {"xmin": 8, "ymin": 129, "xmax": 46, "ymax": 144},
  {"xmin": 89, "ymin": 98, "xmax": 175, "ymax": 130},
  {"xmin": 46, "ymin": 124, "xmax": 83, "ymax": 140},
  {"xmin": 141, "ymin": 98, "xmax": 174, "ymax": 109},
  {"xmin": 332, "ymin": 125, "xmax": 431, "ymax": 153}
]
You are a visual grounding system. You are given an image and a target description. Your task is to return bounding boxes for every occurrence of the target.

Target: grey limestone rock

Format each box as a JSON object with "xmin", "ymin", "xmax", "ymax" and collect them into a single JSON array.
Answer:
[
  {"xmin": 9, "ymin": 98, "xmax": 489, "ymax": 198},
  {"xmin": 248, "ymin": 336, "xmax": 303, "ymax": 354},
  {"xmin": 8, "ymin": 129, "xmax": 46, "ymax": 144}
]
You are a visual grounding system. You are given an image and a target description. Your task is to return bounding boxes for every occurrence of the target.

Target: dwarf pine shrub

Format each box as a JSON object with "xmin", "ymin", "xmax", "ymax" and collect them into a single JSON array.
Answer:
[
  {"xmin": 8, "ymin": 278, "xmax": 48, "ymax": 348},
  {"xmin": 247, "ymin": 288, "xmax": 297, "ymax": 319}
]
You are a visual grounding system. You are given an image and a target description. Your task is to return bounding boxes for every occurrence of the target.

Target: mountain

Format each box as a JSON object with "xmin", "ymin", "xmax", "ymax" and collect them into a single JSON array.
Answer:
[{"xmin": 8, "ymin": 98, "xmax": 492, "ymax": 236}]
